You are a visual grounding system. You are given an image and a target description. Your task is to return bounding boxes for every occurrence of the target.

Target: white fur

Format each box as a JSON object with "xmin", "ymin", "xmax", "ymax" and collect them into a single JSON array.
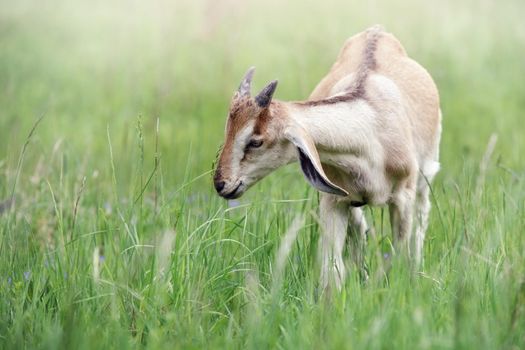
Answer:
[
  {"xmin": 219, "ymin": 72, "xmax": 440, "ymax": 290},
  {"xmin": 285, "ymin": 74, "xmax": 439, "ymax": 289}
]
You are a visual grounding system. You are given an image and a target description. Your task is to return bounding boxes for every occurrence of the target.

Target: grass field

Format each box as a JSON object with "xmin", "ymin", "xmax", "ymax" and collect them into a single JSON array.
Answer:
[{"xmin": 1, "ymin": 0, "xmax": 525, "ymax": 348}]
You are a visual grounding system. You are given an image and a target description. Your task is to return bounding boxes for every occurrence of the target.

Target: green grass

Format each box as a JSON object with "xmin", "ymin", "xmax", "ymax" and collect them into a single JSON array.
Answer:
[{"xmin": 1, "ymin": 0, "xmax": 525, "ymax": 348}]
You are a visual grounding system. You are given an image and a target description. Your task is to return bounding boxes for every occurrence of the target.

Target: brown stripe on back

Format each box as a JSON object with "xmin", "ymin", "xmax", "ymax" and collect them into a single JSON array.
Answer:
[{"xmin": 299, "ymin": 26, "xmax": 382, "ymax": 107}]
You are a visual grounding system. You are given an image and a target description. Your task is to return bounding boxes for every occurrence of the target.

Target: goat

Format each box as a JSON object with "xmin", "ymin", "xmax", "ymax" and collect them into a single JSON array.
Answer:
[{"xmin": 213, "ymin": 26, "xmax": 441, "ymax": 290}]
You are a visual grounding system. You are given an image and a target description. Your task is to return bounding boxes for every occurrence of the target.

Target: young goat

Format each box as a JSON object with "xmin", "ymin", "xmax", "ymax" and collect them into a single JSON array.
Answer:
[{"xmin": 213, "ymin": 26, "xmax": 441, "ymax": 289}]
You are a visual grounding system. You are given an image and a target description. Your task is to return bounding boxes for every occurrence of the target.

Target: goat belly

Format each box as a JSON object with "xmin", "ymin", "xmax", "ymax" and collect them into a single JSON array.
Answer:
[{"xmin": 338, "ymin": 162, "xmax": 391, "ymax": 206}]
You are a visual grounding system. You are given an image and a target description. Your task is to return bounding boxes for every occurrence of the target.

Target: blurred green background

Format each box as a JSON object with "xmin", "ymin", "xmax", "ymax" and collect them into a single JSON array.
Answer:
[
  {"xmin": 1, "ymin": 0, "xmax": 523, "ymax": 186},
  {"xmin": 1, "ymin": 0, "xmax": 524, "ymax": 348}
]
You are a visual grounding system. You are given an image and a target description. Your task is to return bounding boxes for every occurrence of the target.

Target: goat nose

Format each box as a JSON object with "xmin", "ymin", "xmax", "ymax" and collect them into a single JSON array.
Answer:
[{"xmin": 214, "ymin": 180, "xmax": 225, "ymax": 193}]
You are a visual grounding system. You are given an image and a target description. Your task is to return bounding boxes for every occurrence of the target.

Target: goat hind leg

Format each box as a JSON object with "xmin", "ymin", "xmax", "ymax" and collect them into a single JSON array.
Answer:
[
  {"xmin": 414, "ymin": 161, "xmax": 439, "ymax": 267},
  {"xmin": 389, "ymin": 180, "xmax": 416, "ymax": 258},
  {"xmin": 348, "ymin": 207, "xmax": 369, "ymax": 281}
]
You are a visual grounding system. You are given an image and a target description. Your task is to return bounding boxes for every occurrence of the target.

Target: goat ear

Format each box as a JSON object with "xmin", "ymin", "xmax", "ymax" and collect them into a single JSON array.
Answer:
[
  {"xmin": 255, "ymin": 80, "xmax": 278, "ymax": 108},
  {"xmin": 284, "ymin": 126, "xmax": 348, "ymax": 196}
]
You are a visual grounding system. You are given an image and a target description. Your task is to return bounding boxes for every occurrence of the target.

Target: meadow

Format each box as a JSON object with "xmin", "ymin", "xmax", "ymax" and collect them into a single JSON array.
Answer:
[{"xmin": 1, "ymin": 0, "xmax": 524, "ymax": 348}]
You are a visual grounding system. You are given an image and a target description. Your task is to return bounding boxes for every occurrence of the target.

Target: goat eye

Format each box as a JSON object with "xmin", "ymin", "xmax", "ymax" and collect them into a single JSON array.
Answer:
[{"xmin": 246, "ymin": 139, "xmax": 263, "ymax": 149}]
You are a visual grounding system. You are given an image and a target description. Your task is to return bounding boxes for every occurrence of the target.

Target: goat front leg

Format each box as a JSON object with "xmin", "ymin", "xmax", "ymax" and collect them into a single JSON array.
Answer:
[{"xmin": 319, "ymin": 193, "xmax": 349, "ymax": 291}]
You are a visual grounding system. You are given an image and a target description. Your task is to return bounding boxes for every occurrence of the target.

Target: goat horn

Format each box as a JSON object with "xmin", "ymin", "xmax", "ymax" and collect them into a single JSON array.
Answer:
[
  {"xmin": 255, "ymin": 80, "xmax": 278, "ymax": 108},
  {"xmin": 238, "ymin": 66, "xmax": 255, "ymax": 96}
]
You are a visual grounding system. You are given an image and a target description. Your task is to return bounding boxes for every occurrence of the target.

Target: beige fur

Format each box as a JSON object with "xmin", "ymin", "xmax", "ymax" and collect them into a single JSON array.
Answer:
[
  {"xmin": 309, "ymin": 26, "xmax": 441, "ymax": 166},
  {"xmin": 214, "ymin": 26, "xmax": 442, "ymax": 290}
]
